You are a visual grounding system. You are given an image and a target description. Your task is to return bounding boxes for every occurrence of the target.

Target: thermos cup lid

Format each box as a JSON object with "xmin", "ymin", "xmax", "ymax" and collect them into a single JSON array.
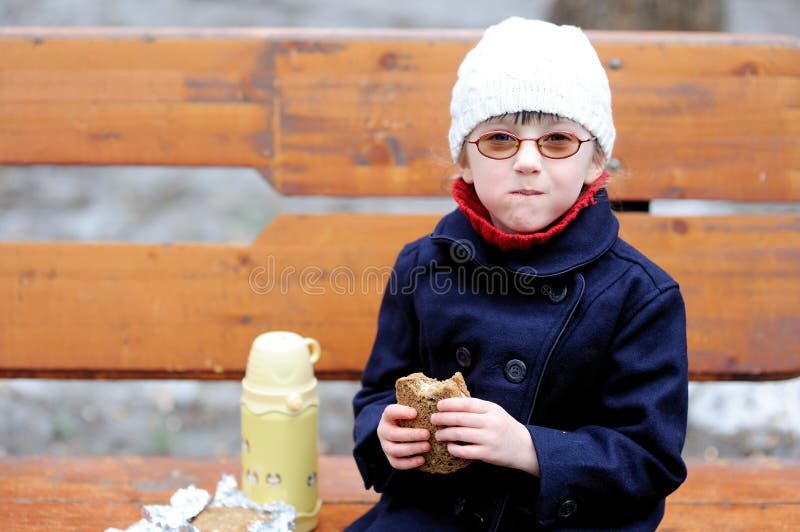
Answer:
[{"xmin": 242, "ymin": 331, "xmax": 321, "ymax": 415}]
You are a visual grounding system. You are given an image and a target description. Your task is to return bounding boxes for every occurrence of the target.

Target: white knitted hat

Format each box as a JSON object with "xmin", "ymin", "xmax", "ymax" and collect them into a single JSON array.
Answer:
[{"xmin": 449, "ymin": 17, "xmax": 615, "ymax": 162}]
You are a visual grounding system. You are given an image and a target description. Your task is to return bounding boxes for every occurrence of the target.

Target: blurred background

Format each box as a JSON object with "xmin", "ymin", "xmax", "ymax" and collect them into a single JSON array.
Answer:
[{"xmin": 1, "ymin": 0, "xmax": 798, "ymax": 461}]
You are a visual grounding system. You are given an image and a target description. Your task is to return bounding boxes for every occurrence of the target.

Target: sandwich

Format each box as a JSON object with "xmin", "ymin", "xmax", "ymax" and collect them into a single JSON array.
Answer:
[{"xmin": 395, "ymin": 371, "xmax": 472, "ymax": 474}]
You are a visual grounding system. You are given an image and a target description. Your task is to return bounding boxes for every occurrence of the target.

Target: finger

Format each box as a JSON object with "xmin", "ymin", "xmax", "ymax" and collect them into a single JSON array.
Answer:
[
  {"xmin": 385, "ymin": 440, "xmax": 431, "ymax": 458},
  {"xmin": 384, "ymin": 404, "xmax": 419, "ymax": 421},
  {"xmin": 430, "ymin": 411, "xmax": 482, "ymax": 428},
  {"xmin": 435, "ymin": 426, "xmax": 484, "ymax": 445},
  {"xmin": 436, "ymin": 397, "xmax": 488, "ymax": 412},
  {"xmin": 378, "ymin": 414, "xmax": 429, "ymax": 441},
  {"xmin": 389, "ymin": 454, "xmax": 426, "ymax": 470},
  {"xmin": 446, "ymin": 441, "xmax": 482, "ymax": 460},
  {"xmin": 383, "ymin": 426, "xmax": 430, "ymax": 442}
]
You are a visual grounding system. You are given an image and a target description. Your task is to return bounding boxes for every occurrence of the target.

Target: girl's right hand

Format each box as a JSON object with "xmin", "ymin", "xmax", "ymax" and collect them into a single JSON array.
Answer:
[{"xmin": 377, "ymin": 404, "xmax": 431, "ymax": 470}]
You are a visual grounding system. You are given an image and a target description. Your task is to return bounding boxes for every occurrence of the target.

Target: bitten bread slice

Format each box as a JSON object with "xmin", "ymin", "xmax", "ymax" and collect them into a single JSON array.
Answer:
[{"xmin": 395, "ymin": 371, "xmax": 472, "ymax": 474}]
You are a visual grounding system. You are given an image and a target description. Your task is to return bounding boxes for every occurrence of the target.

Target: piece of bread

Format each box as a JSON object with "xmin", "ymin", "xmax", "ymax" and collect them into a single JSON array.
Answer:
[
  {"xmin": 191, "ymin": 507, "xmax": 263, "ymax": 531},
  {"xmin": 395, "ymin": 371, "xmax": 472, "ymax": 474}
]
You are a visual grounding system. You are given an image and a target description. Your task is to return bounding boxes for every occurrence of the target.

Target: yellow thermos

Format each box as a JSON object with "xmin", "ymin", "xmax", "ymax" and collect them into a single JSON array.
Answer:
[{"xmin": 241, "ymin": 331, "xmax": 322, "ymax": 531}]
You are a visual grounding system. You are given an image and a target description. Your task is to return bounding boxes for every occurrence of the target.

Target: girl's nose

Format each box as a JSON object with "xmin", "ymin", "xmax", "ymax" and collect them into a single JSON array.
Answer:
[{"xmin": 512, "ymin": 139, "xmax": 543, "ymax": 174}]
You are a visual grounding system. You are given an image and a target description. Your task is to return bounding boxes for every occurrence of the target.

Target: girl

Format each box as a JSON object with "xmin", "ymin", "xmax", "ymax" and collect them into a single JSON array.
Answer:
[{"xmin": 349, "ymin": 17, "xmax": 688, "ymax": 531}]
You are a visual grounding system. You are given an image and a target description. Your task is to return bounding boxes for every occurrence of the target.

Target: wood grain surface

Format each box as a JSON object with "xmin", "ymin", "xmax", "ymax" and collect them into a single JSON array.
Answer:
[
  {"xmin": 2, "ymin": 213, "xmax": 798, "ymax": 380},
  {"xmin": 0, "ymin": 455, "xmax": 797, "ymax": 531},
  {"xmin": 1, "ymin": 29, "xmax": 797, "ymax": 199}
]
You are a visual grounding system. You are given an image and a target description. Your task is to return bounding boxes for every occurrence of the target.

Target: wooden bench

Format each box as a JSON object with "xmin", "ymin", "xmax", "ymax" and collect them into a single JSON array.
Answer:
[{"xmin": 1, "ymin": 27, "xmax": 798, "ymax": 530}]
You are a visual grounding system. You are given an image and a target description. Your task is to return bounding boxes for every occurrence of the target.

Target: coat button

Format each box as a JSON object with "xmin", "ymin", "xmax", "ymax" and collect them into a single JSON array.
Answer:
[
  {"xmin": 557, "ymin": 499, "xmax": 578, "ymax": 519},
  {"xmin": 455, "ymin": 346, "xmax": 472, "ymax": 368},
  {"xmin": 504, "ymin": 359, "xmax": 527, "ymax": 383}
]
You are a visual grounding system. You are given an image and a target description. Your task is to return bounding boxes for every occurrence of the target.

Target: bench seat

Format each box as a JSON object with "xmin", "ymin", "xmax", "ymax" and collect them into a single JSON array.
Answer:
[{"xmin": 1, "ymin": 455, "xmax": 798, "ymax": 531}]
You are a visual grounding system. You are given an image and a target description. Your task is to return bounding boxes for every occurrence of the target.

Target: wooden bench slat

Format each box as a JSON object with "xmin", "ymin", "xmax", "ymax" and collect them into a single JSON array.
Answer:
[
  {"xmin": 0, "ymin": 455, "xmax": 377, "ymax": 532},
  {"xmin": 0, "ymin": 455, "xmax": 797, "ymax": 531},
  {"xmin": 0, "ymin": 214, "xmax": 433, "ymax": 380},
  {"xmin": 0, "ymin": 499, "xmax": 373, "ymax": 531},
  {"xmin": 1, "ymin": 103, "xmax": 271, "ymax": 167},
  {"xmin": 2, "ymin": 213, "xmax": 798, "ymax": 381},
  {"xmin": 620, "ymin": 213, "xmax": 800, "ymax": 380},
  {"xmin": 4, "ymin": 498, "xmax": 800, "ymax": 532},
  {"xmin": 669, "ymin": 459, "xmax": 800, "ymax": 502},
  {"xmin": 662, "ymin": 504, "xmax": 800, "ymax": 531},
  {"xmin": 4, "ymin": 498, "xmax": 798, "ymax": 532},
  {"xmin": 1, "ymin": 30, "xmax": 797, "ymax": 200}
]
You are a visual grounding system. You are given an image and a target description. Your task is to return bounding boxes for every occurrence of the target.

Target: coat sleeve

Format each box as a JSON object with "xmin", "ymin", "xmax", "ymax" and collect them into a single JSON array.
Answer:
[
  {"xmin": 352, "ymin": 243, "xmax": 424, "ymax": 492},
  {"xmin": 528, "ymin": 285, "xmax": 688, "ymax": 527}
]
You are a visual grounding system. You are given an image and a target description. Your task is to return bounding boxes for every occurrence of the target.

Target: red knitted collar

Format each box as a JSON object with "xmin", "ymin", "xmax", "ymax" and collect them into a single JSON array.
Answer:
[{"xmin": 451, "ymin": 173, "xmax": 609, "ymax": 251}]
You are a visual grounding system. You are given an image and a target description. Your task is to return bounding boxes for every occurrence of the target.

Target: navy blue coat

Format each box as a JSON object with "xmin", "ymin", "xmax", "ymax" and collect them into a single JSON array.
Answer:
[{"xmin": 349, "ymin": 191, "xmax": 688, "ymax": 531}]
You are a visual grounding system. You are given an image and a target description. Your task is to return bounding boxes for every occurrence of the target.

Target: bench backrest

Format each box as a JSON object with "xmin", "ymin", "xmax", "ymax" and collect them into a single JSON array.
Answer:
[{"xmin": 1, "ymin": 28, "xmax": 798, "ymax": 382}]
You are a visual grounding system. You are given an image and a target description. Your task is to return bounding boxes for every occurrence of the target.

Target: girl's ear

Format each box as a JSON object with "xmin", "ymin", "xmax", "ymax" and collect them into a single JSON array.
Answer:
[
  {"xmin": 583, "ymin": 158, "xmax": 605, "ymax": 186},
  {"xmin": 456, "ymin": 147, "xmax": 474, "ymax": 183},
  {"xmin": 460, "ymin": 166, "xmax": 474, "ymax": 184}
]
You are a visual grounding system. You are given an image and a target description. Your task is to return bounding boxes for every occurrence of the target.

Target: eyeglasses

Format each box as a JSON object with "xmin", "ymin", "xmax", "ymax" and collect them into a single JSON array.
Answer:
[{"xmin": 467, "ymin": 130, "xmax": 596, "ymax": 160}]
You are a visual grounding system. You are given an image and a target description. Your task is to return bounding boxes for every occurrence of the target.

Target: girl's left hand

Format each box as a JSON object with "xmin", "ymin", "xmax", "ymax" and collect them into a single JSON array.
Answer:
[{"xmin": 430, "ymin": 397, "xmax": 540, "ymax": 476}]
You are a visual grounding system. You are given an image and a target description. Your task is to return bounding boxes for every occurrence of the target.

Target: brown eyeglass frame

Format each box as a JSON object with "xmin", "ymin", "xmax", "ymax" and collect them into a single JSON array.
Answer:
[{"xmin": 467, "ymin": 130, "xmax": 596, "ymax": 160}]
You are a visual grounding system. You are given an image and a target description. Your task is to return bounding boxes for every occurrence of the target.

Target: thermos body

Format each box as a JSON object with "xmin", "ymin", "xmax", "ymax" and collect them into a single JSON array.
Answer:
[
  {"xmin": 241, "ymin": 405, "xmax": 319, "ymax": 512},
  {"xmin": 241, "ymin": 331, "xmax": 323, "ymax": 531}
]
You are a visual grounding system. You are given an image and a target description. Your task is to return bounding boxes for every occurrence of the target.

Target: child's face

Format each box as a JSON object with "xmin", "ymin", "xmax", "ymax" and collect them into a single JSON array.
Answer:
[{"xmin": 459, "ymin": 115, "xmax": 604, "ymax": 234}]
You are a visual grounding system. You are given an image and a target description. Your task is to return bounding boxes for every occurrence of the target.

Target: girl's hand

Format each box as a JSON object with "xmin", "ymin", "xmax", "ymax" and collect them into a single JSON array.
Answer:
[
  {"xmin": 377, "ymin": 404, "xmax": 431, "ymax": 470},
  {"xmin": 431, "ymin": 397, "xmax": 540, "ymax": 476}
]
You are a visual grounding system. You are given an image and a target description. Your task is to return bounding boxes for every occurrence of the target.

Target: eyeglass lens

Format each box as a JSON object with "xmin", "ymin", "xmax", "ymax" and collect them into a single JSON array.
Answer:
[{"xmin": 476, "ymin": 132, "xmax": 584, "ymax": 160}]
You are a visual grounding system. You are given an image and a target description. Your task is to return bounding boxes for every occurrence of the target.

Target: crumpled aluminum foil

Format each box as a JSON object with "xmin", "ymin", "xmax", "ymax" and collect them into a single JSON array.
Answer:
[
  {"xmin": 210, "ymin": 475, "xmax": 295, "ymax": 532},
  {"xmin": 106, "ymin": 474, "xmax": 296, "ymax": 532}
]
